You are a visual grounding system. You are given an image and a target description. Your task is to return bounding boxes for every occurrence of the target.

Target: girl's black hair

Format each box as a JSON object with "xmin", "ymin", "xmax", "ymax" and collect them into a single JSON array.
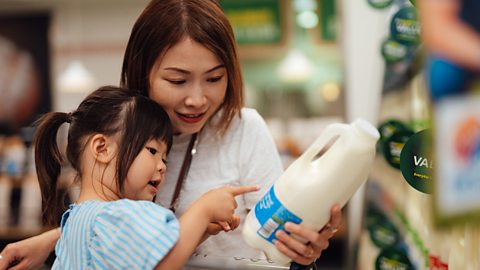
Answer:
[{"xmin": 34, "ymin": 86, "xmax": 172, "ymax": 226}]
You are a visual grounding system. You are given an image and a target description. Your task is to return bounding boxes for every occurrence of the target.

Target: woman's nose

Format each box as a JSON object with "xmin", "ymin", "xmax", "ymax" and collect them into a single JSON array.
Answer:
[{"xmin": 184, "ymin": 84, "xmax": 207, "ymax": 107}]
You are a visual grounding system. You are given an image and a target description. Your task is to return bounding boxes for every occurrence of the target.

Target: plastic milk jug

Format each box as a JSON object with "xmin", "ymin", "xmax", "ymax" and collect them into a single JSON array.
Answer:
[{"xmin": 242, "ymin": 119, "xmax": 380, "ymax": 264}]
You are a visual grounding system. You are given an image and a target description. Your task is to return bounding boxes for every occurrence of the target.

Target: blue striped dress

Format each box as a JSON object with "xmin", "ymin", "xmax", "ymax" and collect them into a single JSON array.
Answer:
[{"xmin": 52, "ymin": 199, "xmax": 180, "ymax": 270}]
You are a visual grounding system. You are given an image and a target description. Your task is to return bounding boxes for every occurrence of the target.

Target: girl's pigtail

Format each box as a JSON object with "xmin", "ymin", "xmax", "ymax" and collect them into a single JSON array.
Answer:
[{"xmin": 34, "ymin": 112, "xmax": 70, "ymax": 226}]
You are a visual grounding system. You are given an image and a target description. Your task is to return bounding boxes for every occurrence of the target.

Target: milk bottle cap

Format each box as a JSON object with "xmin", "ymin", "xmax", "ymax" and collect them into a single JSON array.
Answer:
[{"xmin": 352, "ymin": 118, "xmax": 381, "ymax": 141}]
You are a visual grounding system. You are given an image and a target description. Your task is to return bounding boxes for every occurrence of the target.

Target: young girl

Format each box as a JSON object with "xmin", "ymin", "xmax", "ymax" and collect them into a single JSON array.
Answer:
[{"xmin": 34, "ymin": 86, "xmax": 258, "ymax": 270}]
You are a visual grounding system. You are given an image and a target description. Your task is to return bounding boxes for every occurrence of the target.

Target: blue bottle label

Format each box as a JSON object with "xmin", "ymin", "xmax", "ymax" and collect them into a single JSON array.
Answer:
[{"xmin": 254, "ymin": 185, "xmax": 302, "ymax": 243}]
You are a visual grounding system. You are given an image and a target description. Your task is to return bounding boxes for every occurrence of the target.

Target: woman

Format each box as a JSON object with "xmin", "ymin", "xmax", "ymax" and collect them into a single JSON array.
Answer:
[{"xmin": 0, "ymin": 0, "xmax": 341, "ymax": 268}]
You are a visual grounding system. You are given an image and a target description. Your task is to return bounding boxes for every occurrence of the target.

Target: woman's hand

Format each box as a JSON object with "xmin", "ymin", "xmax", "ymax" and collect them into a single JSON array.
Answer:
[
  {"xmin": 0, "ymin": 228, "xmax": 59, "ymax": 270},
  {"xmin": 206, "ymin": 215, "xmax": 241, "ymax": 236},
  {"xmin": 273, "ymin": 204, "xmax": 342, "ymax": 266}
]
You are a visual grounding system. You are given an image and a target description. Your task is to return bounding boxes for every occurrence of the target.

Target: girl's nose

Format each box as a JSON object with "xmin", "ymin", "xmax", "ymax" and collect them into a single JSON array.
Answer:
[{"xmin": 157, "ymin": 159, "xmax": 166, "ymax": 172}]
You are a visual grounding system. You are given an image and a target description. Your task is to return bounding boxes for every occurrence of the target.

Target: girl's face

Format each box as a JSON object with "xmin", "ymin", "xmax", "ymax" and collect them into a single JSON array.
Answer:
[
  {"xmin": 124, "ymin": 139, "xmax": 167, "ymax": 201},
  {"xmin": 148, "ymin": 36, "xmax": 228, "ymax": 135}
]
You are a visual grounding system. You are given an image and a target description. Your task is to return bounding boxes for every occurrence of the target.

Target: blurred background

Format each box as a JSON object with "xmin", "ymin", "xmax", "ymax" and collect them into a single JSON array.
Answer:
[{"xmin": 0, "ymin": 0, "xmax": 479, "ymax": 269}]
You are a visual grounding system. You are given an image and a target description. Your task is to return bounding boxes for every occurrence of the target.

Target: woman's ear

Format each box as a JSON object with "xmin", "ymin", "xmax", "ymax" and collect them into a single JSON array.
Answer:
[{"xmin": 89, "ymin": 134, "xmax": 117, "ymax": 163}]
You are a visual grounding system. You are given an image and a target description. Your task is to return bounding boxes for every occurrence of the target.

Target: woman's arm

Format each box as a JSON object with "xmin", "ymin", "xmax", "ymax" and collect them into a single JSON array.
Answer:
[{"xmin": 0, "ymin": 228, "xmax": 60, "ymax": 270}]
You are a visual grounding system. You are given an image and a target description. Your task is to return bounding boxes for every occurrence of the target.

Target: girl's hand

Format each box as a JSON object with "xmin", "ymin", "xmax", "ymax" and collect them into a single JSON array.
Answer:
[
  {"xmin": 199, "ymin": 185, "xmax": 259, "ymax": 223},
  {"xmin": 273, "ymin": 204, "xmax": 342, "ymax": 266}
]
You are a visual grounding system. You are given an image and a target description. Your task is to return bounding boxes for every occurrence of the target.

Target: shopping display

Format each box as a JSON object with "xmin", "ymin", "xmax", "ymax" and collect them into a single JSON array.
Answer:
[
  {"xmin": 358, "ymin": 0, "xmax": 480, "ymax": 264},
  {"xmin": 243, "ymin": 119, "xmax": 379, "ymax": 264}
]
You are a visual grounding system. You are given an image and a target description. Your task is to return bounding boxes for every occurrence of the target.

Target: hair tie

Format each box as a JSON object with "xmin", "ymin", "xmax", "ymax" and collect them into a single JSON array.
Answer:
[{"xmin": 66, "ymin": 112, "xmax": 73, "ymax": 123}]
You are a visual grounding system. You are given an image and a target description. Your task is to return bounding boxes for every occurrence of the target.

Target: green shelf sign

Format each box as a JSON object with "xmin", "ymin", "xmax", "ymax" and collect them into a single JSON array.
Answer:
[
  {"xmin": 220, "ymin": 0, "xmax": 283, "ymax": 45},
  {"xmin": 318, "ymin": 0, "xmax": 336, "ymax": 41}
]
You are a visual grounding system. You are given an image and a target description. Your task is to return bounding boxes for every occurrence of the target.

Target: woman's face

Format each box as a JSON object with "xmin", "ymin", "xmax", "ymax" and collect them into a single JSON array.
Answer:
[{"xmin": 148, "ymin": 37, "xmax": 228, "ymax": 135}]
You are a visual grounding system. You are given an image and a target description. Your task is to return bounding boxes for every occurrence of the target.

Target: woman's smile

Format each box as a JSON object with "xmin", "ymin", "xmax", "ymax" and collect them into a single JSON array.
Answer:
[
  {"xmin": 148, "ymin": 36, "xmax": 227, "ymax": 135},
  {"xmin": 176, "ymin": 111, "xmax": 206, "ymax": 124}
]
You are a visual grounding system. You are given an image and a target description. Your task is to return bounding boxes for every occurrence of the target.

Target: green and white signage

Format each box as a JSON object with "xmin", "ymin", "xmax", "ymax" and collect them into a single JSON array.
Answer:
[
  {"xmin": 221, "ymin": 0, "xmax": 283, "ymax": 45},
  {"xmin": 368, "ymin": 218, "xmax": 400, "ymax": 249},
  {"xmin": 378, "ymin": 119, "xmax": 410, "ymax": 143},
  {"xmin": 390, "ymin": 6, "xmax": 420, "ymax": 46},
  {"xmin": 382, "ymin": 129, "xmax": 414, "ymax": 170},
  {"xmin": 400, "ymin": 129, "xmax": 433, "ymax": 194},
  {"xmin": 381, "ymin": 39, "xmax": 410, "ymax": 63},
  {"xmin": 368, "ymin": 0, "xmax": 394, "ymax": 9},
  {"xmin": 375, "ymin": 247, "xmax": 413, "ymax": 270}
]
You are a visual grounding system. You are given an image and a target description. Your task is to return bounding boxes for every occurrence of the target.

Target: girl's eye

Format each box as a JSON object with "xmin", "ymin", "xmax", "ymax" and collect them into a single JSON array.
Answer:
[
  {"xmin": 162, "ymin": 158, "xmax": 167, "ymax": 164},
  {"xmin": 207, "ymin": 76, "xmax": 223, "ymax": 83},
  {"xmin": 166, "ymin": 79, "xmax": 186, "ymax": 85},
  {"xmin": 146, "ymin": 147, "xmax": 158, "ymax": 155}
]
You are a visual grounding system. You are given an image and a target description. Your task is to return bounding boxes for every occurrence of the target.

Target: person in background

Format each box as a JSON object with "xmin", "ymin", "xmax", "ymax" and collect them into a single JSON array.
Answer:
[
  {"xmin": 35, "ymin": 86, "xmax": 258, "ymax": 269},
  {"xmin": 420, "ymin": 0, "xmax": 480, "ymax": 101},
  {"xmin": 0, "ymin": 123, "xmax": 18, "ymax": 228},
  {"xmin": 0, "ymin": 0, "xmax": 342, "ymax": 268}
]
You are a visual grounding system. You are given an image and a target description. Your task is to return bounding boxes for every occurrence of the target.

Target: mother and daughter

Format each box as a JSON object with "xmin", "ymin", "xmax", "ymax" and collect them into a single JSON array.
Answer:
[{"xmin": 0, "ymin": 0, "xmax": 341, "ymax": 269}]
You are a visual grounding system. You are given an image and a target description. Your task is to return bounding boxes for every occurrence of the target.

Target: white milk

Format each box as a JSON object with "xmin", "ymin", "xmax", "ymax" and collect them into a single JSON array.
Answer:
[{"xmin": 242, "ymin": 119, "xmax": 379, "ymax": 264}]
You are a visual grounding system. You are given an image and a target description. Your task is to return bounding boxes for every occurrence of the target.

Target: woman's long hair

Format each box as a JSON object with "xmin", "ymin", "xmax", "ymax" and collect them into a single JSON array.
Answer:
[{"xmin": 120, "ymin": 0, "xmax": 243, "ymax": 135}]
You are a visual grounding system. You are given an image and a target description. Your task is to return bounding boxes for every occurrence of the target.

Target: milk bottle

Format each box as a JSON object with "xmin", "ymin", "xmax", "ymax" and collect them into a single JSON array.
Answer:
[{"xmin": 243, "ymin": 119, "xmax": 379, "ymax": 264}]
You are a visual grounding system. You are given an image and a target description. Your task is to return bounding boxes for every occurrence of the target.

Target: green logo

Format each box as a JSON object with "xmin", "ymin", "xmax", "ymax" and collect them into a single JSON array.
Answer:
[
  {"xmin": 367, "ymin": 218, "xmax": 400, "ymax": 249},
  {"xmin": 390, "ymin": 6, "xmax": 420, "ymax": 45},
  {"xmin": 381, "ymin": 39, "xmax": 410, "ymax": 63},
  {"xmin": 400, "ymin": 129, "xmax": 433, "ymax": 194},
  {"xmin": 378, "ymin": 119, "xmax": 411, "ymax": 150},
  {"xmin": 375, "ymin": 247, "xmax": 413, "ymax": 270},
  {"xmin": 365, "ymin": 205, "xmax": 399, "ymax": 249},
  {"xmin": 382, "ymin": 129, "xmax": 414, "ymax": 170},
  {"xmin": 368, "ymin": 0, "xmax": 394, "ymax": 9},
  {"xmin": 378, "ymin": 120, "xmax": 410, "ymax": 140}
]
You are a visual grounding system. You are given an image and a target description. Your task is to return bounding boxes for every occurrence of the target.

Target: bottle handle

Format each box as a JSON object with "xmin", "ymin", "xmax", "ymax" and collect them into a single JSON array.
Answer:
[{"xmin": 302, "ymin": 123, "xmax": 349, "ymax": 162}]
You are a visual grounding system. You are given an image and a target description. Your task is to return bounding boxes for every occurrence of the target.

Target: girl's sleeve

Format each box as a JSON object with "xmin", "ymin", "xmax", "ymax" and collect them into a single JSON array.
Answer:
[{"xmin": 90, "ymin": 200, "xmax": 179, "ymax": 269}]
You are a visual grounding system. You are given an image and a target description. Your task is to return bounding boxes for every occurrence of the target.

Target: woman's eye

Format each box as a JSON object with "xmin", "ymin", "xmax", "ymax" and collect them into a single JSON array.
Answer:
[
  {"xmin": 167, "ymin": 79, "xmax": 186, "ymax": 85},
  {"xmin": 162, "ymin": 158, "xmax": 168, "ymax": 164},
  {"xmin": 146, "ymin": 147, "xmax": 158, "ymax": 155},
  {"xmin": 207, "ymin": 76, "xmax": 223, "ymax": 83}
]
